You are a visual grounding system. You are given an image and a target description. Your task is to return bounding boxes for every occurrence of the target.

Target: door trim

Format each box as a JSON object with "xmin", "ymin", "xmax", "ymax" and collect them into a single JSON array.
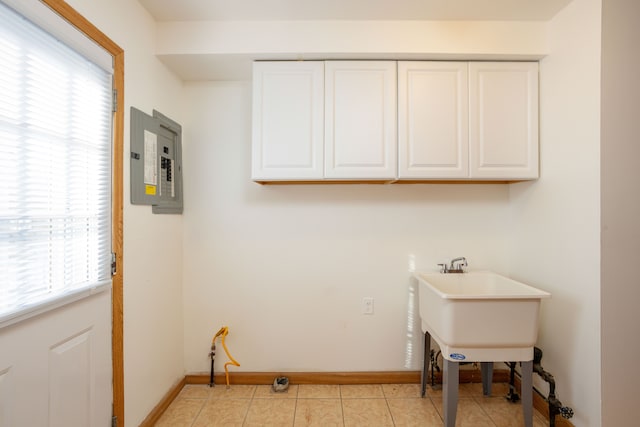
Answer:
[{"xmin": 41, "ymin": 0, "xmax": 125, "ymax": 424}]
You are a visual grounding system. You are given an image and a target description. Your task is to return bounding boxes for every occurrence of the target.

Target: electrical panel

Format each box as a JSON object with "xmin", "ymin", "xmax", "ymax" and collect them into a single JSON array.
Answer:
[{"xmin": 130, "ymin": 107, "xmax": 183, "ymax": 214}]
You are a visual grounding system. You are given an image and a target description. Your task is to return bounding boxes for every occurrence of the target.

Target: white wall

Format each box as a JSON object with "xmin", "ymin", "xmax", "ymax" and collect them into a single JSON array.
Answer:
[
  {"xmin": 181, "ymin": 80, "xmax": 512, "ymax": 374},
  {"xmin": 63, "ymin": 1, "xmax": 185, "ymax": 425},
  {"xmin": 57, "ymin": 1, "xmax": 614, "ymax": 425},
  {"xmin": 600, "ymin": 0, "xmax": 640, "ymax": 425},
  {"xmin": 179, "ymin": 6, "xmax": 609, "ymax": 425},
  {"xmin": 508, "ymin": 0, "xmax": 602, "ymax": 425}
]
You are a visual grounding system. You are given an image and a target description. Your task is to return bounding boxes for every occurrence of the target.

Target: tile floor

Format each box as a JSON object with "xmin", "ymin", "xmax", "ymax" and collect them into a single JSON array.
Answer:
[{"xmin": 155, "ymin": 382, "xmax": 549, "ymax": 426}]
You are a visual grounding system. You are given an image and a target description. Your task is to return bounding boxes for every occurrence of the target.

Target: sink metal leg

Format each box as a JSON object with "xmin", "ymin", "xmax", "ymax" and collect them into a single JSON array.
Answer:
[
  {"xmin": 443, "ymin": 359, "xmax": 459, "ymax": 427},
  {"xmin": 480, "ymin": 362, "xmax": 493, "ymax": 396},
  {"xmin": 521, "ymin": 360, "xmax": 533, "ymax": 427},
  {"xmin": 421, "ymin": 331, "xmax": 431, "ymax": 398}
]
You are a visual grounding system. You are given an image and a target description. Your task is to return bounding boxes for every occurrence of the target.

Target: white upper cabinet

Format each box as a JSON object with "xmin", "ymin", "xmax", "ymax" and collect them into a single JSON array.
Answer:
[
  {"xmin": 469, "ymin": 62, "xmax": 539, "ymax": 179},
  {"xmin": 324, "ymin": 61, "xmax": 397, "ymax": 179},
  {"xmin": 252, "ymin": 61, "xmax": 324, "ymax": 180},
  {"xmin": 251, "ymin": 60, "xmax": 539, "ymax": 182},
  {"xmin": 398, "ymin": 62, "xmax": 469, "ymax": 179}
]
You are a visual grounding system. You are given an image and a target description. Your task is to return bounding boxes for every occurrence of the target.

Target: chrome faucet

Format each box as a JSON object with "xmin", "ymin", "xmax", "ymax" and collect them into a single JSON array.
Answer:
[{"xmin": 438, "ymin": 257, "xmax": 467, "ymax": 274}]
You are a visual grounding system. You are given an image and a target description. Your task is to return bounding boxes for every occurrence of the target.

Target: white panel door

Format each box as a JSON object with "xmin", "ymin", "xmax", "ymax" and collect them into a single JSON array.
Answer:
[
  {"xmin": 324, "ymin": 61, "xmax": 397, "ymax": 179},
  {"xmin": 0, "ymin": 291, "xmax": 112, "ymax": 426},
  {"xmin": 252, "ymin": 61, "xmax": 324, "ymax": 180},
  {"xmin": 398, "ymin": 61, "xmax": 469, "ymax": 179},
  {"xmin": 469, "ymin": 62, "xmax": 539, "ymax": 179},
  {"xmin": 0, "ymin": 1, "xmax": 116, "ymax": 422}
]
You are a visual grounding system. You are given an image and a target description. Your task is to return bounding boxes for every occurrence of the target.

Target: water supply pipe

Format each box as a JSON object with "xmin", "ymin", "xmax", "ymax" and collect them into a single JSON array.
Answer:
[
  {"xmin": 532, "ymin": 347, "xmax": 574, "ymax": 427},
  {"xmin": 506, "ymin": 347, "xmax": 573, "ymax": 427},
  {"xmin": 209, "ymin": 326, "xmax": 240, "ymax": 388}
]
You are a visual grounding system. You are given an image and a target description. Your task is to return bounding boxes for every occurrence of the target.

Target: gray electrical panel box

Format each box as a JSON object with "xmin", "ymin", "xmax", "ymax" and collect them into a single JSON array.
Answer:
[{"xmin": 130, "ymin": 107, "xmax": 183, "ymax": 214}]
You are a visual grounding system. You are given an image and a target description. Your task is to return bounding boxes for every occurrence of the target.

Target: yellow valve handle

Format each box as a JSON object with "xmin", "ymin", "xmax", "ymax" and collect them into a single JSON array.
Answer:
[{"xmin": 211, "ymin": 326, "xmax": 240, "ymax": 387}]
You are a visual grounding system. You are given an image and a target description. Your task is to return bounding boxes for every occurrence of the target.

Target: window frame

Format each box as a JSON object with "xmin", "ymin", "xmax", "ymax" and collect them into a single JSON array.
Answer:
[{"xmin": 0, "ymin": 0, "xmax": 114, "ymax": 328}]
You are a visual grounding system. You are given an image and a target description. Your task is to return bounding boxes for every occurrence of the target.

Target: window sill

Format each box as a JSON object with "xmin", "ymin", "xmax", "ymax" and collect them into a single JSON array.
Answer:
[{"xmin": 0, "ymin": 281, "xmax": 112, "ymax": 330}]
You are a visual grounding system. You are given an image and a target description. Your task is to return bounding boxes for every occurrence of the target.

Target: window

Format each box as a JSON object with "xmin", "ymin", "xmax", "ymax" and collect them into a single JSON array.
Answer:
[{"xmin": 0, "ymin": 1, "xmax": 113, "ymax": 326}]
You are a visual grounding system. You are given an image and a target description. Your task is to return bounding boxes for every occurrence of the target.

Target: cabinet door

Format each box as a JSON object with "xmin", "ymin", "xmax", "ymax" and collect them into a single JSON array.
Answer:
[
  {"xmin": 324, "ymin": 61, "xmax": 397, "ymax": 179},
  {"xmin": 252, "ymin": 61, "xmax": 324, "ymax": 180},
  {"xmin": 398, "ymin": 62, "xmax": 469, "ymax": 179},
  {"xmin": 469, "ymin": 62, "xmax": 539, "ymax": 179}
]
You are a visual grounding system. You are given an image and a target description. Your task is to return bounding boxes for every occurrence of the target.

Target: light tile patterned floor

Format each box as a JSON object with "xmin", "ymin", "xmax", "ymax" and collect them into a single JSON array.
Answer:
[{"xmin": 155, "ymin": 382, "xmax": 549, "ymax": 426}]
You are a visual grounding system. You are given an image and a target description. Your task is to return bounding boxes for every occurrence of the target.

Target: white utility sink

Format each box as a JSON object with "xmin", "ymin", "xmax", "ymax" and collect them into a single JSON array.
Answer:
[{"xmin": 415, "ymin": 271, "xmax": 550, "ymax": 362}]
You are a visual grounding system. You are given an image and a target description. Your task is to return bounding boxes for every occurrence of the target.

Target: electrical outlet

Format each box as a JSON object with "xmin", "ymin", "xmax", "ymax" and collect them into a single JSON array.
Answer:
[{"xmin": 362, "ymin": 297, "xmax": 374, "ymax": 315}]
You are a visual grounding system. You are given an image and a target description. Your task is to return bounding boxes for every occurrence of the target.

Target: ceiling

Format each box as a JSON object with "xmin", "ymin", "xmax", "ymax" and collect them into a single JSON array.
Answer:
[{"xmin": 138, "ymin": 0, "xmax": 573, "ymax": 22}]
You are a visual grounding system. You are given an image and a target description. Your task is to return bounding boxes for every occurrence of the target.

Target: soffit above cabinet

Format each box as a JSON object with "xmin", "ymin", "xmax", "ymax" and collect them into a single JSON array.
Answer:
[
  {"xmin": 138, "ymin": 0, "xmax": 572, "ymax": 81},
  {"xmin": 155, "ymin": 22, "xmax": 549, "ymax": 81}
]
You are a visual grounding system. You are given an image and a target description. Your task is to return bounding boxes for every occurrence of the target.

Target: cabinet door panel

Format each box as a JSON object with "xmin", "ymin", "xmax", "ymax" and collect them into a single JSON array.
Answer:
[
  {"xmin": 398, "ymin": 62, "xmax": 469, "ymax": 178},
  {"xmin": 324, "ymin": 61, "xmax": 397, "ymax": 179},
  {"xmin": 469, "ymin": 62, "xmax": 538, "ymax": 179},
  {"xmin": 252, "ymin": 61, "xmax": 324, "ymax": 180}
]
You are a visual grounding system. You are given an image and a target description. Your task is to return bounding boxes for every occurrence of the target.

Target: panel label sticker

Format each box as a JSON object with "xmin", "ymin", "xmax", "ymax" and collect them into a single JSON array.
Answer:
[{"xmin": 143, "ymin": 130, "xmax": 157, "ymax": 186}]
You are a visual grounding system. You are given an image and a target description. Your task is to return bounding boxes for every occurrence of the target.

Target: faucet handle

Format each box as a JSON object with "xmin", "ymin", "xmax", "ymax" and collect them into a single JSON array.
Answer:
[
  {"xmin": 450, "ymin": 257, "xmax": 467, "ymax": 268},
  {"xmin": 437, "ymin": 263, "xmax": 448, "ymax": 273}
]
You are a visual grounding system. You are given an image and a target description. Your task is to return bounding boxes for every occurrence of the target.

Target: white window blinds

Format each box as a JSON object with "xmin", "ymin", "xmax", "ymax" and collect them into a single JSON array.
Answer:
[{"xmin": 0, "ymin": 1, "xmax": 113, "ymax": 325}]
